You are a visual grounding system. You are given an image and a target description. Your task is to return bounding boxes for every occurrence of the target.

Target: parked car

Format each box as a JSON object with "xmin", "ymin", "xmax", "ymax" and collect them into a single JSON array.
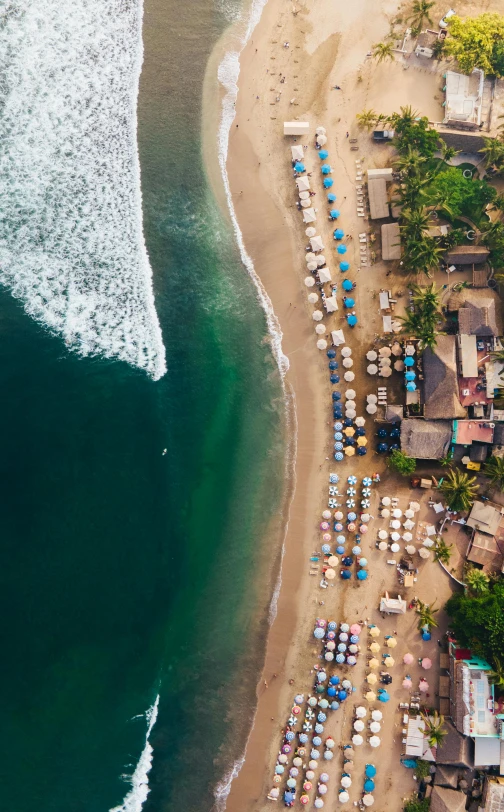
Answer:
[
  {"xmin": 373, "ymin": 129, "xmax": 395, "ymax": 141},
  {"xmin": 439, "ymin": 9, "xmax": 456, "ymax": 28}
]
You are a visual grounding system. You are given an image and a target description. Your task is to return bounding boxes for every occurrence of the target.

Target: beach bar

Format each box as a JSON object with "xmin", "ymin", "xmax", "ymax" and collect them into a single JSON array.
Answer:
[
  {"xmin": 368, "ymin": 178, "xmax": 389, "ymax": 220},
  {"xmin": 381, "ymin": 223, "xmax": 401, "ymax": 261},
  {"xmin": 284, "ymin": 121, "xmax": 309, "ymax": 136}
]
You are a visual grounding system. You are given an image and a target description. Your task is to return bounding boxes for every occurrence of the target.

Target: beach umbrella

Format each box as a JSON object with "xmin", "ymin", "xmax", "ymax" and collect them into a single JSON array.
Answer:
[
  {"xmin": 406, "ymin": 381, "xmax": 416, "ymax": 391},
  {"xmin": 338, "ymin": 243, "xmax": 347, "ymax": 254},
  {"xmin": 340, "ymin": 623, "xmax": 350, "ymax": 632},
  {"xmin": 352, "ymin": 734, "xmax": 363, "ymax": 746},
  {"xmin": 371, "ymin": 712, "xmax": 382, "ymax": 725},
  {"xmin": 339, "ymin": 792, "xmax": 350, "ymax": 803},
  {"xmin": 345, "ymin": 447, "xmax": 356, "ymax": 457},
  {"xmin": 330, "ymin": 675, "xmax": 340, "ymax": 685},
  {"xmin": 335, "ymin": 452, "xmax": 344, "ymax": 461},
  {"xmin": 422, "ymin": 658, "xmax": 432, "ymax": 670},
  {"xmin": 282, "ymin": 744, "xmax": 292, "ymax": 754},
  {"xmin": 379, "ymin": 357, "xmax": 391, "ymax": 367},
  {"xmin": 405, "ymin": 371, "xmax": 416, "ymax": 382},
  {"xmin": 315, "ymin": 323, "xmax": 326, "ymax": 335},
  {"xmin": 378, "ymin": 541, "xmax": 388, "ymax": 551},
  {"xmin": 327, "ymin": 349, "xmax": 336, "ymax": 359},
  {"xmin": 357, "ymin": 569, "xmax": 368, "ymax": 580},
  {"xmin": 309, "ymin": 760, "xmax": 318, "ymax": 770},
  {"xmin": 381, "ymin": 508, "xmax": 390, "ymax": 518},
  {"xmin": 324, "ymin": 651, "xmax": 334, "ymax": 661},
  {"xmin": 319, "ymin": 781, "xmax": 329, "ymax": 792},
  {"xmin": 343, "ymin": 357, "xmax": 353, "ymax": 368},
  {"xmin": 402, "ymin": 677, "xmax": 412, "ymax": 689},
  {"xmin": 394, "ymin": 360, "xmax": 405, "ymax": 372},
  {"xmin": 367, "ymin": 364, "xmax": 378, "ymax": 375},
  {"xmin": 344, "ymin": 370, "xmax": 355, "ymax": 381},
  {"xmin": 364, "ymin": 780, "xmax": 376, "ymax": 793},
  {"xmin": 378, "ymin": 530, "xmax": 388, "ymax": 541},
  {"xmin": 390, "ymin": 532, "xmax": 400, "ymax": 543},
  {"xmin": 340, "ymin": 631, "xmax": 349, "ymax": 641},
  {"xmin": 366, "ymin": 673, "xmax": 377, "ymax": 685},
  {"xmin": 346, "ymin": 409, "xmax": 357, "ymax": 419},
  {"xmin": 356, "ymin": 417, "xmax": 366, "ymax": 429},
  {"xmin": 327, "ymin": 192, "xmax": 336, "ymax": 202},
  {"xmin": 330, "ymin": 209, "xmax": 341, "ymax": 219},
  {"xmin": 321, "ymin": 164, "xmax": 332, "ymax": 175},
  {"xmin": 290, "ymin": 767, "xmax": 300, "ymax": 778},
  {"xmin": 391, "ymin": 519, "xmax": 400, "ymax": 530},
  {"xmin": 404, "ymin": 355, "xmax": 414, "ymax": 366},
  {"xmin": 314, "ymin": 627, "xmax": 325, "ymax": 639},
  {"xmin": 405, "ymin": 545, "xmax": 416, "ymax": 555},
  {"xmin": 365, "ymin": 691, "xmax": 377, "ymax": 702},
  {"xmin": 386, "ymin": 638, "xmax": 397, "ymax": 649},
  {"xmin": 366, "ymin": 350, "xmax": 378, "ymax": 361},
  {"xmin": 403, "ymin": 532, "xmax": 413, "ymax": 542},
  {"xmin": 380, "ymin": 367, "xmax": 392, "ymax": 378},
  {"xmin": 423, "ymin": 537, "xmax": 434, "ymax": 548},
  {"xmin": 325, "ymin": 737, "xmax": 335, "ymax": 750},
  {"xmin": 419, "ymin": 679, "xmax": 429, "ymax": 693},
  {"xmin": 342, "ymin": 279, "xmax": 353, "ymax": 291},
  {"xmin": 306, "ymin": 226, "xmax": 317, "ymax": 237},
  {"xmin": 369, "ymin": 722, "xmax": 381, "ymax": 734},
  {"xmin": 344, "ymin": 298, "xmax": 355, "ymax": 308},
  {"xmin": 300, "ymin": 795, "xmax": 309, "ymax": 806},
  {"xmin": 419, "ymin": 547, "xmax": 430, "ymax": 559},
  {"xmin": 304, "ymin": 276, "xmax": 315, "ymax": 287},
  {"xmin": 368, "ymin": 658, "xmax": 379, "ymax": 670},
  {"xmin": 284, "ymin": 791, "xmax": 295, "ymax": 803},
  {"xmin": 336, "ymin": 653, "xmax": 345, "ymax": 663},
  {"xmin": 357, "ymin": 437, "xmax": 368, "ymax": 448},
  {"xmin": 381, "ymin": 496, "xmax": 391, "ymax": 506},
  {"xmin": 369, "ymin": 642, "xmax": 380, "ymax": 653},
  {"xmin": 383, "ymin": 656, "xmax": 395, "ymax": 667},
  {"xmin": 347, "ymin": 315, "xmax": 357, "ymax": 327},
  {"xmin": 355, "ymin": 706, "xmax": 367, "ymax": 719},
  {"xmin": 286, "ymin": 731, "xmax": 295, "ymax": 742},
  {"xmin": 317, "ymin": 339, "xmax": 328, "ymax": 350},
  {"xmin": 363, "ymin": 795, "xmax": 375, "ymax": 807},
  {"xmin": 325, "ymin": 568, "xmax": 336, "ymax": 581},
  {"xmin": 299, "ymin": 190, "xmax": 310, "ymax": 200},
  {"xmin": 390, "ymin": 543, "xmax": 400, "ymax": 553},
  {"xmin": 358, "ymin": 558, "xmax": 368, "ymax": 567},
  {"xmin": 323, "ymin": 178, "xmax": 333, "ymax": 188},
  {"xmin": 308, "ymin": 293, "xmax": 319, "ymax": 305},
  {"xmin": 340, "ymin": 260, "xmax": 350, "ymax": 272},
  {"xmin": 379, "ymin": 346, "xmax": 391, "ymax": 357},
  {"xmin": 369, "ymin": 626, "xmax": 380, "ymax": 637},
  {"xmin": 404, "ymin": 519, "xmax": 415, "ymax": 530},
  {"xmin": 334, "ymin": 228, "xmax": 345, "ymax": 239},
  {"xmin": 392, "ymin": 508, "xmax": 402, "ymax": 518},
  {"xmin": 270, "ymin": 787, "xmax": 280, "ymax": 799},
  {"xmin": 354, "ymin": 720, "xmax": 365, "ymax": 732},
  {"xmin": 321, "ymin": 545, "xmax": 331, "ymax": 554},
  {"xmin": 338, "ymin": 644, "xmax": 347, "ymax": 654},
  {"xmin": 319, "ymin": 149, "xmax": 329, "ymax": 159},
  {"xmin": 313, "ymin": 310, "xmax": 323, "ymax": 321},
  {"xmin": 320, "ymin": 773, "xmax": 330, "ymax": 784},
  {"xmin": 327, "ymin": 555, "xmax": 339, "ymax": 566},
  {"xmin": 317, "ymin": 255, "xmax": 326, "ymax": 267},
  {"xmin": 366, "ymin": 403, "xmax": 377, "ymax": 414},
  {"xmin": 341, "ymin": 775, "xmax": 352, "ymax": 788},
  {"xmin": 378, "ymin": 691, "xmax": 390, "ymax": 703},
  {"xmin": 306, "ymin": 770, "xmax": 315, "ymax": 780},
  {"xmin": 341, "ymin": 569, "xmax": 351, "ymax": 580},
  {"xmin": 275, "ymin": 764, "xmax": 285, "ymax": 774}
]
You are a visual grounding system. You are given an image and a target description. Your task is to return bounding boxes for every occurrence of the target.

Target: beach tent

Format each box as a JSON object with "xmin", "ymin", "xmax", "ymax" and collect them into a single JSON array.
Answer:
[
  {"xmin": 310, "ymin": 236, "xmax": 324, "ymax": 252},
  {"xmin": 319, "ymin": 267, "xmax": 332, "ymax": 284},
  {"xmin": 296, "ymin": 176, "xmax": 311, "ymax": 192},
  {"xmin": 284, "ymin": 121, "xmax": 309, "ymax": 135},
  {"xmin": 303, "ymin": 208, "xmax": 317, "ymax": 223},
  {"xmin": 291, "ymin": 145, "xmax": 305, "ymax": 161},
  {"xmin": 379, "ymin": 592, "xmax": 406, "ymax": 614},
  {"xmin": 325, "ymin": 296, "xmax": 338, "ymax": 313},
  {"xmin": 331, "ymin": 330, "xmax": 345, "ymax": 347}
]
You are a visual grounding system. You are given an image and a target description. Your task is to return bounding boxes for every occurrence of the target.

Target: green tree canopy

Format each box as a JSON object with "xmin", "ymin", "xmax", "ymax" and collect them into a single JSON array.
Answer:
[
  {"xmin": 484, "ymin": 455, "xmax": 504, "ymax": 490},
  {"xmin": 446, "ymin": 581, "xmax": 504, "ymax": 667},
  {"xmin": 440, "ymin": 468, "xmax": 479, "ymax": 511},
  {"xmin": 389, "ymin": 107, "xmax": 440, "ymax": 157},
  {"xmin": 404, "ymin": 797, "xmax": 430, "ymax": 812},
  {"xmin": 387, "ymin": 449, "xmax": 416, "ymax": 476},
  {"xmin": 425, "ymin": 168, "xmax": 496, "ymax": 220},
  {"xmin": 445, "ymin": 13, "xmax": 504, "ymax": 76}
]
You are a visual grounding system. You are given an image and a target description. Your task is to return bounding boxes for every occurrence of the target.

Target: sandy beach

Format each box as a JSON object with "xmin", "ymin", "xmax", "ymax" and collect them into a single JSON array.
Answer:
[{"xmin": 201, "ymin": 0, "xmax": 504, "ymax": 809}]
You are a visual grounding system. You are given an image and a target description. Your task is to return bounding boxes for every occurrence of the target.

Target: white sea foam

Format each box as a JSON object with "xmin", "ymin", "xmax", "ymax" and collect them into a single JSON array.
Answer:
[
  {"xmin": 0, "ymin": 0, "xmax": 166, "ymax": 379},
  {"xmin": 110, "ymin": 694, "xmax": 159, "ymax": 812}
]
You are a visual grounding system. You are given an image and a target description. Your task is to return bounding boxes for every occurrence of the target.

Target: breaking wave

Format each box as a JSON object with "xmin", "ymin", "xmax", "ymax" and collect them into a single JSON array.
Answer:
[
  {"xmin": 0, "ymin": 0, "xmax": 166, "ymax": 379},
  {"xmin": 109, "ymin": 694, "xmax": 159, "ymax": 812}
]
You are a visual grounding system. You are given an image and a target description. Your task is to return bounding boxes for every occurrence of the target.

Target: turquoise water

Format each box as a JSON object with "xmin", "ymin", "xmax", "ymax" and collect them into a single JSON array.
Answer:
[{"xmin": 0, "ymin": 0, "xmax": 285, "ymax": 809}]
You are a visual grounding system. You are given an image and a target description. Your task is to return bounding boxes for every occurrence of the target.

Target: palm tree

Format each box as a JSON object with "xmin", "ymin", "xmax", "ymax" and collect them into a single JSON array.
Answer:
[
  {"xmin": 490, "ymin": 348, "xmax": 504, "ymax": 363},
  {"xmin": 434, "ymin": 537, "xmax": 453, "ymax": 565},
  {"xmin": 484, "ymin": 455, "xmax": 504, "ymax": 491},
  {"xmin": 408, "ymin": 0, "xmax": 435, "ymax": 31},
  {"xmin": 407, "ymin": 237, "xmax": 444, "ymax": 277},
  {"xmin": 400, "ymin": 208, "xmax": 431, "ymax": 241},
  {"xmin": 356, "ymin": 109, "xmax": 378, "ymax": 131},
  {"xmin": 464, "ymin": 566, "xmax": 490, "ymax": 597},
  {"xmin": 436, "ymin": 141, "xmax": 459, "ymax": 169},
  {"xmin": 416, "ymin": 599, "xmax": 438, "ymax": 632},
  {"xmin": 479, "ymin": 137, "xmax": 504, "ymax": 174},
  {"xmin": 440, "ymin": 468, "xmax": 479, "ymax": 512},
  {"xmin": 372, "ymin": 41, "xmax": 396, "ymax": 64},
  {"xmin": 394, "ymin": 148, "xmax": 427, "ymax": 179},
  {"xmin": 410, "ymin": 282, "xmax": 443, "ymax": 315},
  {"xmin": 487, "ymin": 658, "xmax": 504, "ymax": 691},
  {"xmin": 439, "ymin": 450, "xmax": 453, "ymax": 468},
  {"xmin": 422, "ymin": 711, "xmax": 447, "ymax": 747}
]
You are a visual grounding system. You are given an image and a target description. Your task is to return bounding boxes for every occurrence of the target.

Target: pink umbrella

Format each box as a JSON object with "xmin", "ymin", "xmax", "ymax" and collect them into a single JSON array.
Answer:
[
  {"xmin": 304, "ymin": 782, "xmax": 313, "ymax": 791},
  {"xmin": 419, "ymin": 679, "xmax": 429, "ymax": 693},
  {"xmin": 300, "ymin": 795, "xmax": 310, "ymax": 805},
  {"xmin": 347, "ymin": 523, "xmax": 356, "ymax": 532},
  {"xmin": 422, "ymin": 658, "xmax": 432, "ymax": 670},
  {"xmin": 359, "ymin": 524, "xmax": 368, "ymax": 533},
  {"xmin": 402, "ymin": 677, "xmax": 412, "ymax": 689},
  {"xmin": 320, "ymin": 522, "xmax": 330, "ymax": 531},
  {"xmin": 350, "ymin": 624, "xmax": 362, "ymax": 635},
  {"xmin": 323, "ymin": 533, "xmax": 331, "ymax": 541},
  {"xmin": 403, "ymin": 653, "xmax": 414, "ymax": 665}
]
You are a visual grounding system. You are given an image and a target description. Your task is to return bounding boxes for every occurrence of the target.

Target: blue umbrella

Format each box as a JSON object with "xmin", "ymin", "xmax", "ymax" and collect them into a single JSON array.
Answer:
[
  {"xmin": 344, "ymin": 297, "xmax": 355, "ymax": 308},
  {"xmin": 331, "ymin": 701, "xmax": 340, "ymax": 710},
  {"xmin": 359, "ymin": 558, "xmax": 368, "ymax": 567},
  {"xmin": 327, "ymin": 192, "xmax": 337, "ymax": 202},
  {"xmin": 315, "ymin": 723, "xmax": 324, "ymax": 733},
  {"xmin": 334, "ymin": 442, "xmax": 344, "ymax": 451},
  {"xmin": 327, "ymin": 349, "xmax": 336, "ymax": 358},
  {"xmin": 299, "ymin": 733, "xmax": 309, "ymax": 743},
  {"xmin": 356, "ymin": 427, "xmax": 365, "ymax": 436},
  {"xmin": 321, "ymin": 164, "xmax": 332, "ymax": 174},
  {"xmin": 350, "ymin": 634, "xmax": 359, "ymax": 643},
  {"xmin": 342, "ymin": 556, "xmax": 353, "ymax": 566},
  {"xmin": 378, "ymin": 691, "xmax": 390, "ymax": 703},
  {"xmin": 336, "ymin": 545, "xmax": 345, "ymax": 554},
  {"xmin": 405, "ymin": 370, "xmax": 416, "ymax": 381},
  {"xmin": 337, "ymin": 244, "xmax": 347, "ymax": 254},
  {"xmin": 323, "ymin": 178, "xmax": 334, "ymax": 188},
  {"xmin": 336, "ymin": 653, "xmax": 345, "ymax": 663},
  {"xmin": 330, "ymin": 675, "xmax": 340, "ymax": 685},
  {"xmin": 334, "ymin": 432, "xmax": 343, "ymax": 440},
  {"xmin": 335, "ymin": 421, "xmax": 343, "ymax": 429},
  {"xmin": 338, "ymin": 643, "xmax": 347, "ymax": 652},
  {"xmin": 294, "ymin": 162, "xmax": 305, "ymax": 172},
  {"xmin": 363, "ymin": 477, "xmax": 372, "ymax": 486},
  {"xmin": 329, "ymin": 473, "xmax": 339, "ymax": 482},
  {"xmin": 402, "ymin": 759, "xmax": 418, "ymax": 768},
  {"xmin": 332, "ymin": 392, "xmax": 341, "ymax": 400},
  {"xmin": 348, "ymin": 475, "xmax": 357, "ymax": 484},
  {"xmin": 334, "ymin": 408, "xmax": 343, "ymax": 418},
  {"xmin": 318, "ymin": 712, "xmax": 327, "ymax": 722},
  {"xmin": 347, "ymin": 314, "xmax": 357, "ymax": 326},
  {"xmin": 357, "ymin": 569, "xmax": 368, "ymax": 580},
  {"xmin": 365, "ymin": 765, "xmax": 377, "ymax": 778},
  {"xmin": 389, "ymin": 443, "xmax": 399, "ymax": 451},
  {"xmin": 344, "ymin": 418, "xmax": 353, "ymax": 427},
  {"xmin": 314, "ymin": 627, "xmax": 325, "ymax": 639},
  {"xmin": 406, "ymin": 382, "xmax": 417, "ymax": 391},
  {"xmin": 328, "ymin": 621, "xmax": 337, "ymax": 630},
  {"xmin": 334, "ymin": 229, "xmax": 345, "ymax": 240},
  {"xmin": 275, "ymin": 764, "xmax": 285, "ymax": 774},
  {"xmin": 338, "ymin": 690, "xmax": 347, "ymax": 701},
  {"xmin": 341, "ymin": 569, "xmax": 352, "ymax": 579},
  {"xmin": 330, "ymin": 374, "xmax": 340, "ymax": 383},
  {"xmin": 319, "ymin": 150, "xmax": 329, "ymax": 159},
  {"xmin": 404, "ymin": 356, "xmax": 414, "ymax": 367},
  {"xmin": 313, "ymin": 736, "xmax": 322, "ymax": 746},
  {"xmin": 422, "ymin": 631, "xmax": 431, "ymax": 641},
  {"xmin": 377, "ymin": 428, "xmax": 388, "ymax": 438},
  {"xmin": 390, "ymin": 427, "xmax": 400, "ymax": 438},
  {"xmin": 329, "ymin": 360, "xmax": 338, "ymax": 370},
  {"xmin": 364, "ymin": 780, "xmax": 375, "ymax": 793},
  {"xmin": 377, "ymin": 442, "xmax": 388, "ymax": 453},
  {"xmin": 352, "ymin": 547, "xmax": 361, "ymax": 556},
  {"xmin": 284, "ymin": 792, "xmax": 294, "ymax": 804},
  {"xmin": 322, "ymin": 544, "xmax": 331, "ymax": 554},
  {"xmin": 286, "ymin": 731, "xmax": 295, "ymax": 741},
  {"xmin": 348, "ymin": 511, "xmax": 357, "ymax": 520},
  {"xmin": 335, "ymin": 452, "xmax": 344, "ymax": 461},
  {"xmin": 340, "ymin": 261, "xmax": 350, "ymax": 272},
  {"xmin": 330, "ymin": 209, "xmax": 340, "ymax": 219},
  {"xmin": 327, "ymin": 686, "xmax": 337, "ymax": 697},
  {"xmin": 357, "ymin": 447, "xmax": 367, "ymax": 456},
  {"xmin": 342, "ymin": 279, "xmax": 353, "ymax": 291}
]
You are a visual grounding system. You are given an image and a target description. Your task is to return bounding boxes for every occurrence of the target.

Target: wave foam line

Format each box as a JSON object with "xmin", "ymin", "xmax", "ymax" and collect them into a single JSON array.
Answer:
[
  {"xmin": 109, "ymin": 694, "xmax": 159, "ymax": 812},
  {"xmin": 0, "ymin": 0, "xmax": 166, "ymax": 379}
]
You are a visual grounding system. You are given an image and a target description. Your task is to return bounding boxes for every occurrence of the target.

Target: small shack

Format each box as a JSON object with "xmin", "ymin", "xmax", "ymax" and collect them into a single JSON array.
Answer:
[
  {"xmin": 381, "ymin": 223, "xmax": 401, "ymax": 260},
  {"xmin": 284, "ymin": 121, "xmax": 309, "ymax": 136},
  {"xmin": 367, "ymin": 167, "xmax": 393, "ymax": 181},
  {"xmin": 445, "ymin": 245, "xmax": 490, "ymax": 267},
  {"xmin": 379, "ymin": 592, "xmax": 406, "ymax": 614},
  {"xmin": 368, "ymin": 178, "xmax": 389, "ymax": 219}
]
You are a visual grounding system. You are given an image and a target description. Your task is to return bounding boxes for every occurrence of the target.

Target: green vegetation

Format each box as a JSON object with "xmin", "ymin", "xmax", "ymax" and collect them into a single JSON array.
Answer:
[
  {"xmin": 408, "ymin": 0, "xmax": 435, "ymax": 33},
  {"xmin": 465, "ymin": 566, "xmax": 490, "ymax": 597},
  {"xmin": 481, "ymin": 220, "xmax": 504, "ymax": 270},
  {"xmin": 488, "ymin": 658, "xmax": 504, "ymax": 690},
  {"xmin": 387, "ymin": 449, "xmax": 417, "ymax": 476},
  {"xmin": 422, "ymin": 710, "xmax": 447, "ymax": 747},
  {"xmin": 371, "ymin": 41, "xmax": 396, "ymax": 64},
  {"xmin": 434, "ymin": 537, "xmax": 453, "ymax": 565},
  {"xmin": 480, "ymin": 136, "xmax": 504, "ymax": 175},
  {"xmin": 444, "ymin": 13, "xmax": 504, "ymax": 76},
  {"xmin": 483, "ymin": 455, "xmax": 504, "ymax": 491},
  {"xmin": 404, "ymin": 797, "xmax": 430, "ymax": 812},
  {"xmin": 414, "ymin": 760, "xmax": 431, "ymax": 780},
  {"xmin": 390, "ymin": 106, "xmax": 440, "ymax": 158},
  {"xmin": 416, "ymin": 599, "xmax": 438, "ymax": 632},
  {"xmin": 400, "ymin": 283, "xmax": 443, "ymax": 348},
  {"xmin": 440, "ymin": 468, "xmax": 479, "ymax": 512},
  {"xmin": 426, "ymin": 167, "xmax": 496, "ymax": 223},
  {"xmin": 446, "ymin": 581, "xmax": 504, "ymax": 668}
]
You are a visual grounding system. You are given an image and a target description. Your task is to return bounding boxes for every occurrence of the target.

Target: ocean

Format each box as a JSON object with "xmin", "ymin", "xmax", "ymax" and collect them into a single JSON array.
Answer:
[{"xmin": 0, "ymin": 0, "xmax": 285, "ymax": 810}]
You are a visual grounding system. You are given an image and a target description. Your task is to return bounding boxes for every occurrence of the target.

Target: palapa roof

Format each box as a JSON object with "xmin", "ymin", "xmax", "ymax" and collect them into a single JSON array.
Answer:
[
  {"xmin": 368, "ymin": 178, "xmax": 389, "ymax": 219},
  {"xmin": 385, "ymin": 404, "xmax": 403, "ymax": 422},
  {"xmin": 434, "ymin": 766, "xmax": 460, "ymax": 789},
  {"xmin": 448, "ymin": 288, "xmax": 502, "ymax": 336},
  {"xmin": 436, "ymin": 720, "xmax": 473, "ymax": 768},
  {"xmin": 430, "ymin": 786, "xmax": 467, "ymax": 812},
  {"xmin": 422, "ymin": 336, "xmax": 466, "ymax": 419},
  {"xmin": 445, "ymin": 245, "xmax": 490, "ymax": 266},
  {"xmin": 436, "ymin": 128, "xmax": 486, "ymax": 155},
  {"xmin": 381, "ymin": 223, "xmax": 401, "ymax": 260},
  {"xmin": 400, "ymin": 419, "xmax": 452, "ymax": 459}
]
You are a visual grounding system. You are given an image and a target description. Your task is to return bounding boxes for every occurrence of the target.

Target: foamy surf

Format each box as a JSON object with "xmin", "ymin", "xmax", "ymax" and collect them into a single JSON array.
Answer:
[
  {"xmin": 109, "ymin": 694, "xmax": 159, "ymax": 812},
  {"xmin": 0, "ymin": 0, "xmax": 166, "ymax": 379}
]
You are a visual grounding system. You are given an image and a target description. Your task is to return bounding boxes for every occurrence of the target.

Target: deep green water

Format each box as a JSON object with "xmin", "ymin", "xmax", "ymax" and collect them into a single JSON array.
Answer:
[{"xmin": 0, "ymin": 0, "xmax": 285, "ymax": 809}]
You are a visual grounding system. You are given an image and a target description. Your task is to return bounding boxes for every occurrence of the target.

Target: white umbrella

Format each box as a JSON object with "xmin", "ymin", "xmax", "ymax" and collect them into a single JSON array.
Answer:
[
  {"xmin": 366, "ymin": 350, "xmax": 377, "ymax": 361},
  {"xmin": 339, "ymin": 792, "xmax": 350, "ymax": 803},
  {"xmin": 355, "ymin": 416, "xmax": 365, "ymax": 427},
  {"xmin": 315, "ymin": 324, "xmax": 326, "ymax": 335},
  {"xmin": 301, "ymin": 199, "xmax": 312, "ymax": 208},
  {"xmin": 371, "ymin": 710, "xmax": 383, "ymax": 721},
  {"xmin": 404, "ymin": 519, "xmax": 415, "ymax": 530},
  {"xmin": 304, "ymin": 276, "xmax": 315, "ymax": 287},
  {"xmin": 316, "ymin": 134, "xmax": 328, "ymax": 146},
  {"xmin": 310, "ymin": 236, "xmax": 324, "ymax": 252},
  {"xmin": 379, "ymin": 347, "xmax": 391, "ymax": 357},
  {"xmin": 369, "ymin": 736, "xmax": 381, "ymax": 748},
  {"xmin": 317, "ymin": 255, "xmax": 326, "ymax": 267},
  {"xmin": 306, "ymin": 252, "xmax": 317, "ymax": 263},
  {"xmin": 315, "ymin": 126, "xmax": 327, "ymax": 135},
  {"xmin": 352, "ymin": 735, "xmax": 363, "ymax": 746},
  {"xmin": 405, "ymin": 345, "xmax": 415, "ymax": 355},
  {"xmin": 390, "ymin": 532, "xmax": 401, "ymax": 542},
  {"xmin": 366, "ymin": 403, "xmax": 377, "ymax": 414},
  {"xmin": 341, "ymin": 346, "xmax": 352, "ymax": 357},
  {"xmin": 381, "ymin": 508, "xmax": 390, "ymax": 518},
  {"xmin": 390, "ymin": 542, "xmax": 400, "ymax": 553},
  {"xmin": 313, "ymin": 310, "xmax": 323, "ymax": 321},
  {"xmin": 369, "ymin": 721, "xmax": 381, "ymax": 733},
  {"xmin": 299, "ymin": 190, "xmax": 311, "ymax": 200},
  {"xmin": 367, "ymin": 364, "xmax": 378, "ymax": 375},
  {"xmin": 405, "ymin": 545, "xmax": 416, "ymax": 555},
  {"xmin": 343, "ymin": 358, "xmax": 353, "ymax": 368},
  {"xmin": 307, "ymin": 261, "xmax": 318, "ymax": 271},
  {"xmin": 361, "ymin": 513, "xmax": 370, "ymax": 523},
  {"xmin": 345, "ymin": 389, "xmax": 356, "ymax": 399},
  {"xmin": 363, "ymin": 795, "xmax": 374, "ymax": 807},
  {"xmin": 317, "ymin": 339, "xmax": 328, "ymax": 350},
  {"xmin": 367, "ymin": 394, "xmax": 377, "ymax": 404},
  {"xmin": 378, "ymin": 530, "xmax": 388, "ymax": 540},
  {"xmin": 354, "ymin": 720, "xmax": 365, "ymax": 732},
  {"xmin": 308, "ymin": 292, "xmax": 319, "ymax": 304},
  {"xmin": 419, "ymin": 547, "xmax": 430, "ymax": 559},
  {"xmin": 391, "ymin": 520, "xmax": 401, "ymax": 530},
  {"xmin": 346, "ymin": 408, "xmax": 357, "ymax": 419},
  {"xmin": 355, "ymin": 706, "xmax": 367, "ymax": 718},
  {"xmin": 381, "ymin": 497, "xmax": 391, "ymax": 506},
  {"xmin": 423, "ymin": 537, "xmax": 435, "ymax": 548},
  {"xmin": 392, "ymin": 508, "xmax": 402, "ymax": 518},
  {"xmin": 379, "ymin": 367, "xmax": 392, "ymax": 377},
  {"xmin": 404, "ymin": 511, "xmax": 414, "ymax": 521},
  {"xmin": 378, "ymin": 541, "xmax": 388, "ymax": 551},
  {"xmin": 403, "ymin": 532, "xmax": 413, "ymax": 542},
  {"xmin": 341, "ymin": 775, "xmax": 352, "ymax": 788},
  {"xmin": 344, "ymin": 371, "xmax": 355, "ymax": 382},
  {"xmin": 379, "ymin": 357, "xmax": 391, "ymax": 367},
  {"xmin": 306, "ymin": 227, "xmax": 317, "ymax": 237}
]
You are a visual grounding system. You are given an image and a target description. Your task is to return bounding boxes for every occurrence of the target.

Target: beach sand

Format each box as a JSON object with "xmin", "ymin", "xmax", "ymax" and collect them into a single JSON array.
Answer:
[{"xmin": 201, "ymin": 0, "xmax": 504, "ymax": 809}]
